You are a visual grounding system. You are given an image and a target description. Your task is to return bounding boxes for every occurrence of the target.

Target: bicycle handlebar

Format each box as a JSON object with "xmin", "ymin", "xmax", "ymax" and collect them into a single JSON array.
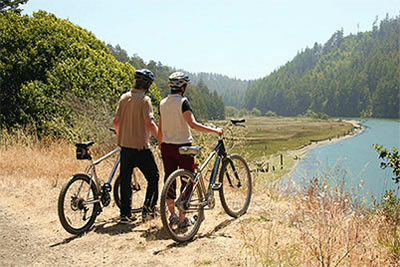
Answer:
[
  {"xmin": 230, "ymin": 119, "xmax": 245, "ymax": 126},
  {"xmin": 216, "ymin": 118, "xmax": 246, "ymax": 132}
]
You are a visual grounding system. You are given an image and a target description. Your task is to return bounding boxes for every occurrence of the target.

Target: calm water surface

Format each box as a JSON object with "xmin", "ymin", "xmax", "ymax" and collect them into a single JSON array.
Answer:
[{"xmin": 286, "ymin": 119, "xmax": 400, "ymax": 203}]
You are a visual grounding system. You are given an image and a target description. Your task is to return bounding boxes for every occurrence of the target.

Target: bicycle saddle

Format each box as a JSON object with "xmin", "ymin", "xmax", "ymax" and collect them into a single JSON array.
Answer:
[
  {"xmin": 75, "ymin": 141, "xmax": 94, "ymax": 148},
  {"xmin": 178, "ymin": 145, "xmax": 202, "ymax": 156}
]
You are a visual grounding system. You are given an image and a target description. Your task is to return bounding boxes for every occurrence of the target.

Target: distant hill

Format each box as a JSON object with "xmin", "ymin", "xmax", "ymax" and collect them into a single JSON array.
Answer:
[
  {"xmin": 188, "ymin": 72, "xmax": 256, "ymax": 108},
  {"xmin": 244, "ymin": 15, "xmax": 400, "ymax": 118},
  {"xmin": 107, "ymin": 44, "xmax": 249, "ymax": 110}
]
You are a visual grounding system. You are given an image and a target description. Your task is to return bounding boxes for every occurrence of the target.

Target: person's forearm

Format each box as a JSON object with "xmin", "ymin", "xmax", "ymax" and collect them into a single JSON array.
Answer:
[
  {"xmin": 147, "ymin": 120, "xmax": 159, "ymax": 142},
  {"xmin": 191, "ymin": 121, "xmax": 218, "ymax": 134},
  {"xmin": 150, "ymin": 123, "xmax": 158, "ymax": 140},
  {"xmin": 113, "ymin": 117, "xmax": 119, "ymax": 137},
  {"xmin": 158, "ymin": 118, "xmax": 163, "ymax": 144},
  {"xmin": 184, "ymin": 111, "xmax": 219, "ymax": 135}
]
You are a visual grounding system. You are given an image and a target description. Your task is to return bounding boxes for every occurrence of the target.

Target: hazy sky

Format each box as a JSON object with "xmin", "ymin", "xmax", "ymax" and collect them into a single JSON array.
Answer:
[{"xmin": 22, "ymin": 0, "xmax": 399, "ymax": 80}]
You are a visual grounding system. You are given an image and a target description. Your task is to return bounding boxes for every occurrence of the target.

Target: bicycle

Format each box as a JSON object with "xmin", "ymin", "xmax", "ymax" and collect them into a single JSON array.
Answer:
[
  {"xmin": 160, "ymin": 119, "xmax": 252, "ymax": 242},
  {"xmin": 57, "ymin": 129, "xmax": 142, "ymax": 235}
]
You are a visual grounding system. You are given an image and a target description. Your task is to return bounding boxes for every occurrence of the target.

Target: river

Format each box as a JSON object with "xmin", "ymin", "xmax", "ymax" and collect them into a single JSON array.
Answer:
[{"xmin": 285, "ymin": 119, "xmax": 400, "ymax": 204}]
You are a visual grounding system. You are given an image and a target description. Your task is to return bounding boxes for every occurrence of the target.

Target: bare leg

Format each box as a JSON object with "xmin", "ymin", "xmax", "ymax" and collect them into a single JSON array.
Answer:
[
  {"xmin": 167, "ymin": 199, "xmax": 176, "ymax": 216},
  {"xmin": 167, "ymin": 199, "xmax": 186, "ymax": 223}
]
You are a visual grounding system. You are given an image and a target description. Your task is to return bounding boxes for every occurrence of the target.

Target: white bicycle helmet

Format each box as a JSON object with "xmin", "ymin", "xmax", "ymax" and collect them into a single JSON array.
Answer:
[{"xmin": 168, "ymin": 72, "xmax": 190, "ymax": 88}]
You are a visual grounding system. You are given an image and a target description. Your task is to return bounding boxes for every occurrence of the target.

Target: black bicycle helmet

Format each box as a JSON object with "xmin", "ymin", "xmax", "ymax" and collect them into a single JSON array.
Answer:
[{"xmin": 135, "ymin": 69, "xmax": 155, "ymax": 82}]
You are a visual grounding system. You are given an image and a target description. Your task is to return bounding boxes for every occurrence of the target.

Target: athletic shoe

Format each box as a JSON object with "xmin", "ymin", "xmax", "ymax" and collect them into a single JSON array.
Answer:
[
  {"xmin": 178, "ymin": 217, "xmax": 195, "ymax": 228},
  {"xmin": 168, "ymin": 214, "xmax": 179, "ymax": 226},
  {"xmin": 119, "ymin": 214, "xmax": 137, "ymax": 224}
]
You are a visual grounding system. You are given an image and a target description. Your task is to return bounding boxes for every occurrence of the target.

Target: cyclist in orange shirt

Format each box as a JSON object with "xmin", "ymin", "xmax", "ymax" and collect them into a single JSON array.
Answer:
[{"xmin": 113, "ymin": 69, "xmax": 159, "ymax": 224}]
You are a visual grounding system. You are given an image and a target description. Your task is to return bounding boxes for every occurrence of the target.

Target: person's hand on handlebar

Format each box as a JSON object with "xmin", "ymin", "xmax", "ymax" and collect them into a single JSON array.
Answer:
[{"xmin": 216, "ymin": 127, "xmax": 223, "ymax": 137}]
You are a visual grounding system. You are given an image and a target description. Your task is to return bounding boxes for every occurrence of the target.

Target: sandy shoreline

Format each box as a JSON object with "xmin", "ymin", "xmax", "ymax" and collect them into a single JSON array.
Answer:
[
  {"xmin": 280, "ymin": 119, "xmax": 365, "ymax": 180},
  {"xmin": 296, "ymin": 119, "xmax": 363, "ymax": 154}
]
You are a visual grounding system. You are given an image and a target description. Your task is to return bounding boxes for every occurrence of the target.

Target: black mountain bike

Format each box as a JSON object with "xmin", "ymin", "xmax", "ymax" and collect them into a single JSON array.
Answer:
[{"xmin": 160, "ymin": 119, "xmax": 252, "ymax": 242}]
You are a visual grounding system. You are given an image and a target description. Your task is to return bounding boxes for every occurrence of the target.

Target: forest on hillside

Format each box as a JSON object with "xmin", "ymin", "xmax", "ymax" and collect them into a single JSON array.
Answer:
[
  {"xmin": 107, "ymin": 44, "xmax": 248, "ymax": 110},
  {"xmin": 244, "ymin": 15, "xmax": 400, "ymax": 118}
]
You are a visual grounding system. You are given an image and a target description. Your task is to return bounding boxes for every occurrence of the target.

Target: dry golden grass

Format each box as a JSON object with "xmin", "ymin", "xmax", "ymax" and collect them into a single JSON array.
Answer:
[
  {"xmin": 238, "ymin": 173, "xmax": 397, "ymax": 266},
  {"xmin": 1, "ymin": 139, "xmax": 80, "ymax": 187}
]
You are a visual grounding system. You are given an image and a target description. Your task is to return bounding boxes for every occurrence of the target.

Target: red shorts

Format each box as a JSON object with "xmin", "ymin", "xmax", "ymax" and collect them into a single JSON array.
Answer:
[
  {"xmin": 161, "ymin": 143, "xmax": 195, "ymax": 180},
  {"xmin": 161, "ymin": 143, "xmax": 195, "ymax": 200}
]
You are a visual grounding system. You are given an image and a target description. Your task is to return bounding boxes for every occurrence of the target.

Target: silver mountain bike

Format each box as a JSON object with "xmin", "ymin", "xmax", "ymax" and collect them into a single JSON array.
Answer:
[{"xmin": 57, "ymin": 129, "xmax": 141, "ymax": 235}]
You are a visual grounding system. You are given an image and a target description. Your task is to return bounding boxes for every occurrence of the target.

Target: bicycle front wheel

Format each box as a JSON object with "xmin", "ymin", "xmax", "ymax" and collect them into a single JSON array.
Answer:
[
  {"xmin": 58, "ymin": 174, "xmax": 100, "ymax": 235},
  {"xmin": 160, "ymin": 169, "xmax": 204, "ymax": 242},
  {"xmin": 219, "ymin": 154, "xmax": 252, "ymax": 218}
]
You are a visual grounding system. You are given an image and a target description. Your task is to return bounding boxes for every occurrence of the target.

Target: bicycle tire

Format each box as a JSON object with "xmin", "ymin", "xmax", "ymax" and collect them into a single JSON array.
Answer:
[
  {"xmin": 58, "ymin": 174, "xmax": 100, "ymax": 235},
  {"xmin": 160, "ymin": 169, "xmax": 204, "ymax": 242},
  {"xmin": 113, "ymin": 175, "xmax": 137, "ymax": 211},
  {"xmin": 219, "ymin": 154, "xmax": 252, "ymax": 218}
]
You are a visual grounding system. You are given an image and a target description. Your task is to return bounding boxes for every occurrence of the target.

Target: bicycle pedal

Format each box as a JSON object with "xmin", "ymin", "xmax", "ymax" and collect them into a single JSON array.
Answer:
[{"xmin": 211, "ymin": 183, "xmax": 222, "ymax": 190}]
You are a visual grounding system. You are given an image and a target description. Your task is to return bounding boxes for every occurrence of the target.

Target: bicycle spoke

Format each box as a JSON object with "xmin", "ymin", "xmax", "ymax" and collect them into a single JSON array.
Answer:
[{"xmin": 58, "ymin": 175, "xmax": 99, "ymax": 235}]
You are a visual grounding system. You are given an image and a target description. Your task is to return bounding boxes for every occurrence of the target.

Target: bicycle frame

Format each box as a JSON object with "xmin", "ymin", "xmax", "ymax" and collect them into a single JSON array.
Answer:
[
  {"xmin": 183, "ymin": 138, "xmax": 227, "ymax": 208},
  {"xmin": 84, "ymin": 147, "xmax": 121, "ymax": 192}
]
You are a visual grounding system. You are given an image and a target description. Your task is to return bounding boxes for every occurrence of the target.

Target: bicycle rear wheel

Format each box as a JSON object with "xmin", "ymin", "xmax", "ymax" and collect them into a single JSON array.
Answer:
[
  {"xmin": 219, "ymin": 154, "xmax": 252, "ymax": 218},
  {"xmin": 58, "ymin": 174, "xmax": 100, "ymax": 235},
  {"xmin": 160, "ymin": 169, "xmax": 204, "ymax": 242},
  {"xmin": 113, "ymin": 175, "xmax": 138, "ymax": 211}
]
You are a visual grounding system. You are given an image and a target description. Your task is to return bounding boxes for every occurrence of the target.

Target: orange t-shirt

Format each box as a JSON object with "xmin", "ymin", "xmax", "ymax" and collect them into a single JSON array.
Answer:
[{"xmin": 116, "ymin": 89, "xmax": 154, "ymax": 149}]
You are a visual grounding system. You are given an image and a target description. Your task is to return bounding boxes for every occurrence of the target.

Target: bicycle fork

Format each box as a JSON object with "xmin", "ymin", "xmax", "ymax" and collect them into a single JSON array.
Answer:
[{"xmin": 224, "ymin": 157, "xmax": 242, "ymax": 188}]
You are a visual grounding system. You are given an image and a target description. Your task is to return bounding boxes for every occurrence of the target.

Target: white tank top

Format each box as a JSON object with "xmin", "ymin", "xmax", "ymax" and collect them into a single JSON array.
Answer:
[{"xmin": 160, "ymin": 94, "xmax": 193, "ymax": 144}]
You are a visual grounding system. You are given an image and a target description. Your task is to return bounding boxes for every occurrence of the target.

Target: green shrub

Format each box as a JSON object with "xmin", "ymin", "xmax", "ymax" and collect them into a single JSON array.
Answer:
[
  {"xmin": 303, "ymin": 109, "xmax": 330, "ymax": 120},
  {"xmin": 265, "ymin": 110, "xmax": 277, "ymax": 117},
  {"xmin": 0, "ymin": 11, "xmax": 160, "ymax": 141},
  {"xmin": 373, "ymin": 145, "xmax": 400, "ymax": 262}
]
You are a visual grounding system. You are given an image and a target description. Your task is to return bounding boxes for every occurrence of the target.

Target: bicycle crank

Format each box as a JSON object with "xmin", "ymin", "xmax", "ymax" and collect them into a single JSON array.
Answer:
[{"xmin": 101, "ymin": 184, "xmax": 111, "ymax": 206}]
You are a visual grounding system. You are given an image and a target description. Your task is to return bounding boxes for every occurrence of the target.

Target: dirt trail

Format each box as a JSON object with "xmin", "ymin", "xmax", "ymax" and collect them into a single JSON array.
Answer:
[{"xmin": 0, "ymin": 177, "xmax": 269, "ymax": 266}]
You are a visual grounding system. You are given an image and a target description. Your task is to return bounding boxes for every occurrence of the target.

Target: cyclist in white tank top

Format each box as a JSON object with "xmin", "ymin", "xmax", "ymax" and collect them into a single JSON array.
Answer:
[
  {"xmin": 159, "ymin": 94, "xmax": 193, "ymax": 144},
  {"xmin": 158, "ymin": 72, "xmax": 223, "ymax": 226}
]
